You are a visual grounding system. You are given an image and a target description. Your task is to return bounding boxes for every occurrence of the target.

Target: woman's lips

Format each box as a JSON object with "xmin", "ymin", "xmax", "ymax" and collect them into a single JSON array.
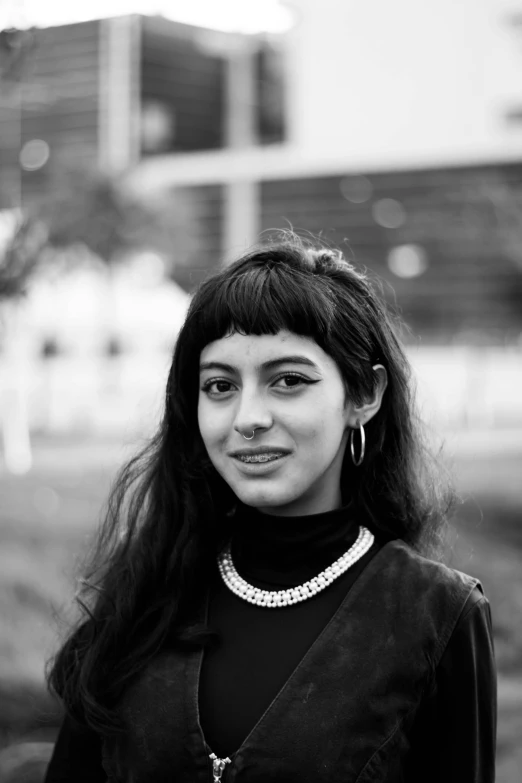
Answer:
[
  {"xmin": 231, "ymin": 452, "xmax": 289, "ymax": 473},
  {"xmin": 234, "ymin": 453, "xmax": 285, "ymax": 463},
  {"xmin": 229, "ymin": 446, "xmax": 291, "ymax": 458}
]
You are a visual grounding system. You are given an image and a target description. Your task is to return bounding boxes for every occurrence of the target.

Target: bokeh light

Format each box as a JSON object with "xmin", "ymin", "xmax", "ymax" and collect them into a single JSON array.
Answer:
[
  {"xmin": 339, "ymin": 175, "xmax": 373, "ymax": 204},
  {"xmin": 19, "ymin": 140, "xmax": 50, "ymax": 172},
  {"xmin": 372, "ymin": 198, "xmax": 406, "ymax": 229},
  {"xmin": 387, "ymin": 243, "xmax": 428, "ymax": 278}
]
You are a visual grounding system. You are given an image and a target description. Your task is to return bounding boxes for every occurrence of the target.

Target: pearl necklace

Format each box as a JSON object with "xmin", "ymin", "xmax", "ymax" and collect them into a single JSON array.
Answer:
[{"xmin": 217, "ymin": 525, "xmax": 374, "ymax": 608}]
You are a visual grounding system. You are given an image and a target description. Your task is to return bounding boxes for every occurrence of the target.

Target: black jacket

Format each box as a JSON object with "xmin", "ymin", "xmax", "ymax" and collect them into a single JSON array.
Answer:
[{"xmin": 44, "ymin": 540, "xmax": 496, "ymax": 782}]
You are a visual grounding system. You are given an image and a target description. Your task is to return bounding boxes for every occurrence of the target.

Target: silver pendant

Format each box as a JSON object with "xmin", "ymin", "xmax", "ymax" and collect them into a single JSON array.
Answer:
[{"xmin": 209, "ymin": 752, "xmax": 232, "ymax": 782}]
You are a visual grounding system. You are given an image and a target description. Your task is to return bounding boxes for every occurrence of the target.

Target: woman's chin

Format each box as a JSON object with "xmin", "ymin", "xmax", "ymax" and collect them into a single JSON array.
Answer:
[{"xmin": 232, "ymin": 484, "xmax": 296, "ymax": 512}]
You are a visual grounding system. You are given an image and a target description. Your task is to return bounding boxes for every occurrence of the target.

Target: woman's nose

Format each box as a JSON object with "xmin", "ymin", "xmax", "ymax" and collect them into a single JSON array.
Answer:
[{"xmin": 233, "ymin": 390, "xmax": 273, "ymax": 436}]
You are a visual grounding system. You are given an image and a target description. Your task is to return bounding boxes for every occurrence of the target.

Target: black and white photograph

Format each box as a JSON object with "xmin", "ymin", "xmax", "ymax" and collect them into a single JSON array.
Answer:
[{"xmin": 0, "ymin": 1, "xmax": 520, "ymax": 781}]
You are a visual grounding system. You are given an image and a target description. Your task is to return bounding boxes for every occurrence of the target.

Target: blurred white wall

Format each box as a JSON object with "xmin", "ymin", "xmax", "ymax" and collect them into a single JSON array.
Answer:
[
  {"xmin": 286, "ymin": 0, "xmax": 522, "ymax": 168},
  {"xmin": 0, "ymin": 259, "xmax": 190, "ymax": 468}
]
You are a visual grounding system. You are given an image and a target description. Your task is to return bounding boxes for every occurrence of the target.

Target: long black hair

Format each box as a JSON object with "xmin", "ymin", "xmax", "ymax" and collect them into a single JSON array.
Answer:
[{"xmin": 47, "ymin": 233, "xmax": 453, "ymax": 735}]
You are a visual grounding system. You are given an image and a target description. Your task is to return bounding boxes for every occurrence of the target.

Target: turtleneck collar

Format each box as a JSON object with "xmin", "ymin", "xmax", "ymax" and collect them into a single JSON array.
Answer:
[{"xmin": 229, "ymin": 503, "xmax": 359, "ymax": 588}]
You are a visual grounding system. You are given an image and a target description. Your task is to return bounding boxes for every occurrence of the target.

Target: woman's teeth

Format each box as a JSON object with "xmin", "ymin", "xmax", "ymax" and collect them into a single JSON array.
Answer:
[{"xmin": 236, "ymin": 453, "xmax": 284, "ymax": 463}]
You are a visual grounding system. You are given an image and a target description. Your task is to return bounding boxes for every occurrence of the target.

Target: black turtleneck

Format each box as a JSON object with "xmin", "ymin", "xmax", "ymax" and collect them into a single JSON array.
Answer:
[{"xmin": 198, "ymin": 503, "xmax": 382, "ymax": 758}]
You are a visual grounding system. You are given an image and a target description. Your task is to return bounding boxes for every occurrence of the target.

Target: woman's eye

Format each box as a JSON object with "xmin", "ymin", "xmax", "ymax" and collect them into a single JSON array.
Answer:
[
  {"xmin": 202, "ymin": 380, "xmax": 235, "ymax": 396},
  {"xmin": 273, "ymin": 374, "xmax": 309, "ymax": 389},
  {"xmin": 202, "ymin": 374, "xmax": 314, "ymax": 396}
]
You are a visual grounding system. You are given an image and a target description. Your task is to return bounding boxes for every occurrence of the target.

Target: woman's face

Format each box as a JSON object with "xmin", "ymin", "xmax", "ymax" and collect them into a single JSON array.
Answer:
[{"xmin": 198, "ymin": 330, "xmax": 358, "ymax": 517}]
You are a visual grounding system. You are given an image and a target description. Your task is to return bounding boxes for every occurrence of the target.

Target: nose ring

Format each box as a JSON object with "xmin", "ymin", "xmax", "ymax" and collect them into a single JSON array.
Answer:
[{"xmin": 242, "ymin": 430, "xmax": 255, "ymax": 440}]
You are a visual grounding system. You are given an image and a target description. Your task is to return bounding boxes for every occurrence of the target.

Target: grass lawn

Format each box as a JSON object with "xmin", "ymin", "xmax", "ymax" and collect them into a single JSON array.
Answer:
[
  {"xmin": 0, "ymin": 452, "xmax": 116, "ymax": 747},
  {"xmin": 0, "ymin": 434, "xmax": 521, "ymax": 780}
]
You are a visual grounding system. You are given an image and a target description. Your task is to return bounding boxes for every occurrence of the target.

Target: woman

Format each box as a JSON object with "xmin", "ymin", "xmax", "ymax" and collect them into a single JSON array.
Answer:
[{"xmin": 44, "ymin": 236, "xmax": 496, "ymax": 783}]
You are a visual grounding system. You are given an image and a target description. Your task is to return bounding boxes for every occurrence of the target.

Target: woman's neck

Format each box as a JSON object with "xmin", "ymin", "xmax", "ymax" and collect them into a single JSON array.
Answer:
[{"xmin": 229, "ymin": 503, "xmax": 359, "ymax": 588}]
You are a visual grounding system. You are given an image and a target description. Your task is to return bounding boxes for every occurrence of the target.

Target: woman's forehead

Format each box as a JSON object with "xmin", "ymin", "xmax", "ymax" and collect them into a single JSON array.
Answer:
[{"xmin": 199, "ymin": 330, "xmax": 332, "ymax": 371}]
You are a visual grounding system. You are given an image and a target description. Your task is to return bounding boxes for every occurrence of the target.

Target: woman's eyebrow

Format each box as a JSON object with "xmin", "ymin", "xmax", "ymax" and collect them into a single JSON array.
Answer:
[
  {"xmin": 199, "ymin": 361, "xmax": 236, "ymax": 374},
  {"xmin": 261, "ymin": 356, "xmax": 319, "ymax": 371},
  {"xmin": 199, "ymin": 356, "xmax": 319, "ymax": 373}
]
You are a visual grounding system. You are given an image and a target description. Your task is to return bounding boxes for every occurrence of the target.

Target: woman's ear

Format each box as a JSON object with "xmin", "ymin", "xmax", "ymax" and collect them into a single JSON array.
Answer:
[{"xmin": 347, "ymin": 364, "xmax": 388, "ymax": 427}]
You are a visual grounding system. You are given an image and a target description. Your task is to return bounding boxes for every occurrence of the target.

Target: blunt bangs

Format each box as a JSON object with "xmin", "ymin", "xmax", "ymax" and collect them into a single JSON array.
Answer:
[{"xmin": 189, "ymin": 262, "xmax": 337, "ymax": 352}]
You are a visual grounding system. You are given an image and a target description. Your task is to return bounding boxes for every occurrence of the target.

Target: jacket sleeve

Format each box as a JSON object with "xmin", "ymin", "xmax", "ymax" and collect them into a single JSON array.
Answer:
[
  {"xmin": 404, "ymin": 587, "xmax": 497, "ymax": 783},
  {"xmin": 44, "ymin": 713, "xmax": 107, "ymax": 783}
]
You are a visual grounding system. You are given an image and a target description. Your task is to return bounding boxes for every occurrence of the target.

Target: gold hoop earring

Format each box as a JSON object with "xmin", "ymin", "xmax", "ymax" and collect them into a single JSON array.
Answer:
[{"xmin": 350, "ymin": 420, "xmax": 365, "ymax": 467}]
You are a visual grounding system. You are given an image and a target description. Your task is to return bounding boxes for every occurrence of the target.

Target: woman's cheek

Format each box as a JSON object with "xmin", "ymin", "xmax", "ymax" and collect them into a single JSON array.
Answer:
[{"xmin": 199, "ymin": 404, "xmax": 224, "ymax": 441}]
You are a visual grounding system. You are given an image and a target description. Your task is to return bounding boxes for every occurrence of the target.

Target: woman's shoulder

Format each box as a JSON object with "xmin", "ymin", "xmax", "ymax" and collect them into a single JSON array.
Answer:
[
  {"xmin": 372, "ymin": 537, "xmax": 483, "ymax": 615},
  {"xmin": 353, "ymin": 538, "xmax": 489, "ymax": 670},
  {"xmin": 384, "ymin": 537, "xmax": 481, "ymax": 587}
]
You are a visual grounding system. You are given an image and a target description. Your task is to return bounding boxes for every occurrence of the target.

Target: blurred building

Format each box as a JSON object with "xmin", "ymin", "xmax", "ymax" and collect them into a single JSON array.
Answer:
[
  {"xmin": 0, "ymin": 15, "xmax": 285, "ymax": 287},
  {"xmin": 131, "ymin": 0, "xmax": 522, "ymax": 344},
  {"xmin": 1, "ymin": 1, "xmax": 522, "ymax": 343}
]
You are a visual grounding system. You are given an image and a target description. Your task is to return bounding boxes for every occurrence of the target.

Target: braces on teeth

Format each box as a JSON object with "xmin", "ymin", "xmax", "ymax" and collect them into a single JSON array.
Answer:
[{"xmin": 237, "ymin": 454, "xmax": 283, "ymax": 462}]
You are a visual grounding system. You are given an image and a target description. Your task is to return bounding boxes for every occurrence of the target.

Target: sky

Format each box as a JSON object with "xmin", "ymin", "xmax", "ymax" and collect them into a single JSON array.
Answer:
[{"xmin": 1, "ymin": 0, "xmax": 295, "ymax": 34}]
